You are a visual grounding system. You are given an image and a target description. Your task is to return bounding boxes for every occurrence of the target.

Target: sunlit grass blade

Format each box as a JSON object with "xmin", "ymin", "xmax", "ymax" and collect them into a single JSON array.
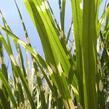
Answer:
[
  {"xmin": 71, "ymin": 0, "xmax": 84, "ymax": 107},
  {"xmin": 66, "ymin": 21, "xmax": 72, "ymax": 44},
  {"xmin": 97, "ymin": 3, "xmax": 108, "ymax": 36},
  {"xmin": 105, "ymin": 3, "xmax": 109, "ymax": 29},
  {"xmin": 0, "ymin": 10, "xmax": 13, "ymax": 54},
  {"xmin": 82, "ymin": 0, "xmax": 98, "ymax": 109},
  {"xmin": 14, "ymin": 0, "xmax": 29, "ymax": 39},
  {"xmin": 23, "ymin": 3, "xmax": 74, "ymax": 107},
  {"xmin": 24, "ymin": 0, "xmax": 71, "ymax": 77},
  {"xmin": 47, "ymin": 1, "xmax": 60, "ymax": 31},
  {"xmin": 60, "ymin": 0, "xmax": 66, "ymax": 32}
]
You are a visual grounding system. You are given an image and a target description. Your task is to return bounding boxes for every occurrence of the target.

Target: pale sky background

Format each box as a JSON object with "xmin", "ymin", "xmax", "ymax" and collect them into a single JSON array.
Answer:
[{"xmin": 0, "ymin": 0, "xmax": 108, "ymax": 73}]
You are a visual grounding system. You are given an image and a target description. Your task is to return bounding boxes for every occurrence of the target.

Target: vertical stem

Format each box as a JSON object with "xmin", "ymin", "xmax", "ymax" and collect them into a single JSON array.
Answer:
[
  {"xmin": 64, "ymin": 99, "xmax": 75, "ymax": 109},
  {"xmin": 82, "ymin": 0, "xmax": 97, "ymax": 109}
]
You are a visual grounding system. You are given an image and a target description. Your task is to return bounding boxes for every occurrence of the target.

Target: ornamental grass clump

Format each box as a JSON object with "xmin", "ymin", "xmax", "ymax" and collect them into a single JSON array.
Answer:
[{"xmin": 0, "ymin": 0, "xmax": 109, "ymax": 109}]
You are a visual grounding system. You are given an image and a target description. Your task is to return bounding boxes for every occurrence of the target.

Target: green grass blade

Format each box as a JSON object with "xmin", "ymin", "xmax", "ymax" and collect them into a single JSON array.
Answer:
[
  {"xmin": 96, "ymin": 2, "xmax": 108, "ymax": 36},
  {"xmin": 82, "ymin": 0, "xmax": 98, "ymax": 109},
  {"xmin": 106, "ymin": 4, "xmax": 109, "ymax": 29},
  {"xmin": 0, "ymin": 70, "xmax": 17, "ymax": 108},
  {"xmin": 14, "ymin": 0, "xmax": 29, "ymax": 39},
  {"xmin": 71, "ymin": 0, "xmax": 84, "ymax": 107},
  {"xmin": 24, "ymin": 0, "xmax": 71, "ymax": 77},
  {"xmin": 60, "ymin": 0, "xmax": 66, "ymax": 31}
]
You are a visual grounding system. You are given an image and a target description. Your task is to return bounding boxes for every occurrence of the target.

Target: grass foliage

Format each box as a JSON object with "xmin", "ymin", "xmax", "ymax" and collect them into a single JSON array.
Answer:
[{"xmin": 0, "ymin": 0, "xmax": 109, "ymax": 109}]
